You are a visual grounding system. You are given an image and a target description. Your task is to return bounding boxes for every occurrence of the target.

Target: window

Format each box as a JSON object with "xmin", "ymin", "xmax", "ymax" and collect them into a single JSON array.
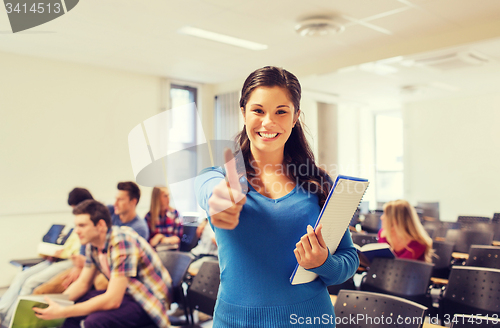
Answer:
[
  {"xmin": 374, "ymin": 111, "xmax": 404, "ymax": 202},
  {"xmin": 166, "ymin": 84, "xmax": 198, "ymax": 213}
]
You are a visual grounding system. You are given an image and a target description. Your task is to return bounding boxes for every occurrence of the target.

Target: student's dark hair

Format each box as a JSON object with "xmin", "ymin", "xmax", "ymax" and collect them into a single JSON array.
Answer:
[
  {"xmin": 236, "ymin": 66, "xmax": 332, "ymax": 207},
  {"xmin": 67, "ymin": 188, "xmax": 94, "ymax": 206},
  {"xmin": 72, "ymin": 199, "xmax": 112, "ymax": 229},
  {"xmin": 117, "ymin": 181, "xmax": 141, "ymax": 204}
]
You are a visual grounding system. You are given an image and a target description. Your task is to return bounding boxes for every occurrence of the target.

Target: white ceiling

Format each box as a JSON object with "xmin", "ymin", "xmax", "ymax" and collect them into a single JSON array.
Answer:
[
  {"xmin": 1, "ymin": 0, "xmax": 500, "ymax": 106},
  {"xmin": 301, "ymin": 37, "xmax": 500, "ymax": 109}
]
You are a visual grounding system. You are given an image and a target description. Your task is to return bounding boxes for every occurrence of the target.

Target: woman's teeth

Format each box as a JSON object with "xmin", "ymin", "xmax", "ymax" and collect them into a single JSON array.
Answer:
[{"xmin": 258, "ymin": 132, "xmax": 278, "ymax": 138}]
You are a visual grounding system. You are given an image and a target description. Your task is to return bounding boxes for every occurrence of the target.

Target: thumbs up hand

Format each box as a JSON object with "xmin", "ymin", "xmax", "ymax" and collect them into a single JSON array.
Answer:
[{"xmin": 208, "ymin": 148, "xmax": 246, "ymax": 230}]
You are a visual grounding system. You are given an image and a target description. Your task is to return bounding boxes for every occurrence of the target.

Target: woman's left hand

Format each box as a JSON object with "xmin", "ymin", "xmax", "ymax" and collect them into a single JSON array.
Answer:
[{"xmin": 294, "ymin": 224, "xmax": 329, "ymax": 270}]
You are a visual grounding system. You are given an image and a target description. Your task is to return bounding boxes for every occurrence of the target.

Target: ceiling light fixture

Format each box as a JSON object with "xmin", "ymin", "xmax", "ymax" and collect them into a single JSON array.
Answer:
[
  {"xmin": 178, "ymin": 26, "xmax": 268, "ymax": 51},
  {"xmin": 295, "ymin": 17, "xmax": 345, "ymax": 37}
]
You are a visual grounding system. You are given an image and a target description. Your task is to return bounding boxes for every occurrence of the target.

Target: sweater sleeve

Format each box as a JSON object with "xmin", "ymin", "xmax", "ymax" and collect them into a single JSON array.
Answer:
[
  {"xmin": 398, "ymin": 240, "xmax": 426, "ymax": 260},
  {"xmin": 195, "ymin": 167, "xmax": 226, "ymax": 215},
  {"xmin": 308, "ymin": 229, "xmax": 359, "ymax": 286},
  {"xmin": 377, "ymin": 229, "xmax": 388, "ymax": 244}
]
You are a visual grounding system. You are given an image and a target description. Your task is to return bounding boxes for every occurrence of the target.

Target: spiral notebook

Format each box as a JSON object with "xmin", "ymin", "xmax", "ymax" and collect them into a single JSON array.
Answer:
[{"xmin": 290, "ymin": 175, "xmax": 369, "ymax": 285}]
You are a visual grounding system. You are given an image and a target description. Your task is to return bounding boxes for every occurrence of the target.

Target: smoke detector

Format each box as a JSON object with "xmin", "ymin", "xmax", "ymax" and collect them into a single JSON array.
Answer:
[{"xmin": 295, "ymin": 17, "xmax": 345, "ymax": 37}]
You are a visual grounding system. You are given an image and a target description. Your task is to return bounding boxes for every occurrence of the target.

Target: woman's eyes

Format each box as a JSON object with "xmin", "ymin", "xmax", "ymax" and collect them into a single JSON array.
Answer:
[{"xmin": 251, "ymin": 109, "xmax": 288, "ymax": 114}]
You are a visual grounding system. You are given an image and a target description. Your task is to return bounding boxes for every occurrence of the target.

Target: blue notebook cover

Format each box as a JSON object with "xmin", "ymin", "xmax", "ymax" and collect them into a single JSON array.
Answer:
[
  {"xmin": 355, "ymin": 243, "xmax": 395, "ymax": 265},
  {"xmin": 42, "ymin": 225, "xmax": 65, "ymax": 244},
  {"xmin": 290, "ymin": 175, "xmax": 369, "ymax": 285}
]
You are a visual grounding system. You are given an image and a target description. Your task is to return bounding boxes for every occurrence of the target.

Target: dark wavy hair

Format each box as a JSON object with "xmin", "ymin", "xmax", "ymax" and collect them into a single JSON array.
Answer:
[
  {"xmin": 73, "ymin": 199, "xmax": 112, "ymax": 229},
  {"xmin": 235, "ymin": 66, "xmax": 332, "ymax": 207},
  {"xmin": 117, "ymin": 181, "xmax": 141, "ymax": 204},
  {"xmin": 67, "ymin": 188, "xmax": 93, "ymax": 206}
]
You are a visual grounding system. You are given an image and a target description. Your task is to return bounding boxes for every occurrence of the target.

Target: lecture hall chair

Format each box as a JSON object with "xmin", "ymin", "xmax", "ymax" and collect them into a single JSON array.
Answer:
[
  {"xmin": 335, "ymin": 290, "xmax": 428, "ymax": 328},
  {"xmin": 431, "ymin": 240, "xmax": 454, "ymax": 279},
  {"xmin": 465, "ymin": 245, "xmax": 500, "ymax": 269},
  {"xmin": 360, "ymin": 257, "xmax": 434, "ymax": 309},
  {"xmin": 360, "ymin": 212, "xmax": 382, "ymax": 234},
  {"xmin": 440, "ymin": 266, "xmax": 500, "ymax": 319},
  {"xmin": 417, "ymin": 201, "xmax": 440, "ymax": 221},
  {"xmin": 445, "ymin": 229, "xmax": 494, "ymax": 253}
]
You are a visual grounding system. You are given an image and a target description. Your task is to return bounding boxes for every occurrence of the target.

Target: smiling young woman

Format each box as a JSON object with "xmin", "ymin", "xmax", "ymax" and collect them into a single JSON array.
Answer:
[{"xmin": 195, "ymin": 66, "xmax": 359, "ymax": 328}]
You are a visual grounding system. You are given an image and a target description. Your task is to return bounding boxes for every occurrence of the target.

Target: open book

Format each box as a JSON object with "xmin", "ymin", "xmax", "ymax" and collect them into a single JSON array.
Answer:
[
  {"xmin": 9, "ymin": 294, "xmax": 73, "ymax": 328},
  {"xmin": 355, "ymin": 242, "xmax": 395, "ymax": 267},
  {"xmin": 37, "ymin": 225, "xmax": 74, "ymax": 258},
  {"xmin": 290, "ymin": 175, "xmax": 369, "ymax": 285}
]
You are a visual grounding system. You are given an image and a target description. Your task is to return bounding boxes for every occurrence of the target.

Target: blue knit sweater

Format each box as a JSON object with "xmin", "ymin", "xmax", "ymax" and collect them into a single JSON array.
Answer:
[{"xmin": 195, "ymin": 167, "xmax": 359, "ymax": 327}]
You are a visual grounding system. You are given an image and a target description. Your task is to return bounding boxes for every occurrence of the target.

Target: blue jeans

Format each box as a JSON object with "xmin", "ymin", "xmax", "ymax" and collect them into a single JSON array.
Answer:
[{"xmin": 0, "ymin": 259, "xmax": 73, "ymax": 327}]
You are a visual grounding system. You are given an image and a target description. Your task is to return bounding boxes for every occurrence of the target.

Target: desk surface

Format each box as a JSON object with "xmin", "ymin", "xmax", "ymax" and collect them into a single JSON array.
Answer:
[
  {"xmin": 424, "ymin": 324, "xmax": 445, "ymax": 328},
  {"xmin": 430, "ymin": 277, "xmax": 448, "ymax": 285},
  {"xmin": 452, "ymin": 252, "xmax": 468, "ymax": 259}
]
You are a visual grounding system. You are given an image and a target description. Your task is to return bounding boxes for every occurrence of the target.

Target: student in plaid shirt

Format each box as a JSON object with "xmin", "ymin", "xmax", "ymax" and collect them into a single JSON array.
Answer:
[{"xmin": 34, "ymin": 199, "xmax": 172, "ymax": 328}]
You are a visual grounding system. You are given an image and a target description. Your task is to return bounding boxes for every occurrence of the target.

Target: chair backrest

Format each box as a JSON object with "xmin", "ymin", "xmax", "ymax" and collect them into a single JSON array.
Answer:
[
  {"xmin": 361, "ymin": 258, "xmax": 434, "ymax": 297},
  {"xmin": 445, "ymin": 230, "xmax": 494, "ymax": 253},
  {"xmin": 423, "ymin": 220, "xmax": 442, "ymax": 238},
  {"xmin": 491, "ymin": 222, "xmax": 500, "ymax": 241},
  {"xmin": 156, "ymin": 250, "xmax": 193, "ymax": 290},
  {"xmin": 351, "ymin": 232, "xmax": 378, "ymax": 247},
  {"xmin": 459, "ymin": 222, "xmax": 492, "ymax": 232},
  {"xmin": 457, "ymin": 216, "xmax": 491, "ymax": 224},
  {"xmin": 361, "ymin": 213, "xmax": 382, "ymax": 234},
  {"xmin": 432, "ymin": 221, "xmax": 460, "ymax": 239},
  {"xmin": 432, "ymin": 240, "xmax": 454, "ymax": 271},
  {"xmin": 492, "ymin": 213, "xmax": 500, "ymax": 223},
  {"xmin": 450, "ymin": 314, "xmax": 499, "ymax": 328},
  {"xmin": 335, "ymin": 290, "xmax": 427, "ymax": 328},
  {"xmin": 424, "ymin": 227, "xmax": 437, "ymax": 239},
  {"xmin": 179, "ymin": 223, "xmax": 200, "ymax": 252},
  {"xmin": 441, "ymin": 266, "xmax": 500, "ymax": 316},
  {"xmin": 465, "ymin": 245, "xmax": 500, "ymax": 269},
  {"xmin": 417, "ymin": 202, "xmax": 440, "ymax": 221},
  {"xmin": 187, "ymin": 260, "xmax": 220, "ymax": 316}
]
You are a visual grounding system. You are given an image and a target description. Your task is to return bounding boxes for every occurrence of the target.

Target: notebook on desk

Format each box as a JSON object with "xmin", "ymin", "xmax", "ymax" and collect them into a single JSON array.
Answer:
[
  {"xmin": 38, "ymin": 225, "xmax": 74, "ymax": 258},
  {"xmin": 290, "ymin": 175, "xmax": 369, "ymax": 285}
]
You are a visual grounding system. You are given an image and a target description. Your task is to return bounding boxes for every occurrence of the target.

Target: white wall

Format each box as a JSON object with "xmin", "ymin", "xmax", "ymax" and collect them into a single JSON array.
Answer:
[
  {"xmin": 403, "ymin": 93, "xmax": 500, "ymax": 221},
  {"xmin": 336, "ymin": 104, "xmax": 377, "ymax": 208},
  {"xmin": 0, "ymin": 52, "xmax": 183, "ymax": 286}
]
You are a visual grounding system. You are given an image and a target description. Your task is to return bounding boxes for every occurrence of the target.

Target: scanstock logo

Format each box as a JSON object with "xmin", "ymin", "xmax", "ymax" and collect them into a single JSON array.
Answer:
[
  {"xmin": 4, "ymin": 0, "xmax": 79, "ymax": 33},
  {"xmin": 128, "ymin": 103, "xmax": 247, "ymax": 211}
]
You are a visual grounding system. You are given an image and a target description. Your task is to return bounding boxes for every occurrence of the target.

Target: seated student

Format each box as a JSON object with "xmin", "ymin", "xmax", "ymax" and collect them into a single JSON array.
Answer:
[
  {"xmin": 33, "ymin": 181, "xmax": 149, "ymax": 294},
  {"xmin": 145, "ymin": 186, "xmax": 183, "ymax": 249},
  {"xmin": 0, "ymin": 188, "xmax": 92, "ymax": 328},
  {"xmin": 34, "ymin": 199, "xmax": 172, "ymax": 328},
  {"xmin": 378, "ymin": 199, "xmax": 433, "ymax": 262},
  {"xmin": 108, "ymin": 181, "xmax": 149, "ymax": 241}
]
